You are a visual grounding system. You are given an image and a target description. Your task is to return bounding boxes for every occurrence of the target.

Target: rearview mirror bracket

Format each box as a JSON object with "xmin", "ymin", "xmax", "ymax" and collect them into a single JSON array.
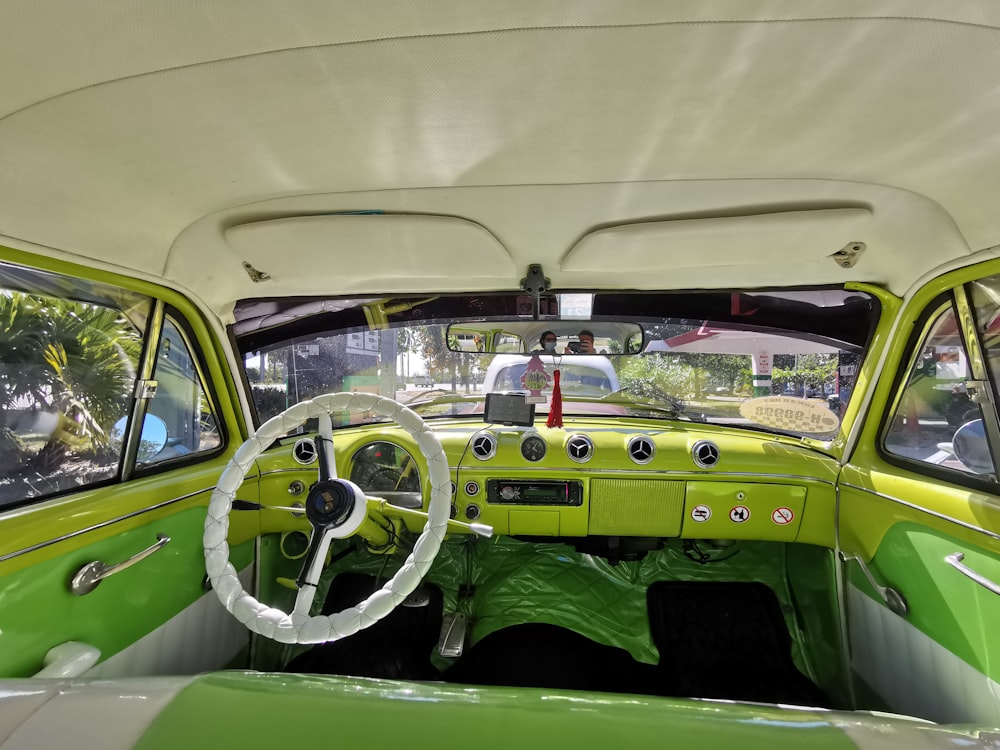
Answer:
[{"xmin": 519, "ymin": 264, "xmax": 551, "ymax": 320}]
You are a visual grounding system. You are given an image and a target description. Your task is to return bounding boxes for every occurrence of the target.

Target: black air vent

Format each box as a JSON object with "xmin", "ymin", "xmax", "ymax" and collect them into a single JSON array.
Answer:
[
  {"xmin": 566, "ymin": 434, "xmax": 594, "ymax": 463},
  {"xmin": 691, "ymin": 440, "xmax": 720, "ymax": 468},
  {"xmin": 471, "ymin": 431, "xmax": 497, "ymax": 460},
  {"xmin": 627, "ymin": 436, "xmax": 656, "ymax": 465},
  {"xmin": 292, "ymin": 438, "xmax": 317, "ymax": 465}
]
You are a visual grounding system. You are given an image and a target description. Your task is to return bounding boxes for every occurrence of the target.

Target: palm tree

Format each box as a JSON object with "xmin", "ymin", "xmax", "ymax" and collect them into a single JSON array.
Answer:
[{"xmin": 0, "ymin": 291, "xmax": 141, "ymax": 480}]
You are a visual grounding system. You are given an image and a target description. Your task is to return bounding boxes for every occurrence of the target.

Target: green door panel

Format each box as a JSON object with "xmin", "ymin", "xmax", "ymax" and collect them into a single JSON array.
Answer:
[
  {"xmin": 0, "ymin": 504, "xmax": 255, "ymax": 677},
  {"xmin": 839, "ymin": 466, "xmax": 1000, "ymax": 556},
  {"xmin": 0, "ymin": 461, "xmax": 260, "ymax": 575},
  {"xmin": 841, "ymin": 487, "xmax": 1000, "ymax": 684},
  {"xmin": 134, "ymin": 672, "xmax": 859, "ymax": 750}
]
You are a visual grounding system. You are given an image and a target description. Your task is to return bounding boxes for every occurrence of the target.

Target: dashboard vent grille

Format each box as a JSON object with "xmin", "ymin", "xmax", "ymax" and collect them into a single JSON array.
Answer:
[
  {"xmin": 691, "ymin": 440, "xmax": 721, "ymax": 468},
  {"xmin": 566, "ymin": 434, "xmax": 594, "ymax": 463},
  {"xmin": 292, "ymin": 438, "xmax": 317, "ymax": 465},
  {"xmin": 627, "ymin": 436, "xmax": 656, "ymax": 464},
  {"xmin": 589, "ymin": 479, "xmax": 684, "ymax": 536},
  {"xmin": 471, "ymin": 431, "xmax": 497, "ymax": 460}
]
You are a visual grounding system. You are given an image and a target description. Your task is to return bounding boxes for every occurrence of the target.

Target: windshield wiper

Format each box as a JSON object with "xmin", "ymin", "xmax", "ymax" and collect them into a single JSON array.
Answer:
[
  {"xmin": 601, "ymin": 388, "xmax": 706, "ymax": 422},
  {"xmin": 403, "ymin": 390, "xmax": 483, "ymax": 409}
]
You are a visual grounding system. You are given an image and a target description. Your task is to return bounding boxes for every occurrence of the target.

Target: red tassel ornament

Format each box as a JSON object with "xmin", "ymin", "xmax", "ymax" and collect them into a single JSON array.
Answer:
[{"xmin": 547, "ymin": 368, "xmax": 563, "ymax": 428}]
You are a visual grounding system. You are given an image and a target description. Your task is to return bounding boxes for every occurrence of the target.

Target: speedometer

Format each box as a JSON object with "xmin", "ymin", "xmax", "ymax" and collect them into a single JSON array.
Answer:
[{"xmin": 349, "ymin": 441, "xmax": 422, "ymax": 508}]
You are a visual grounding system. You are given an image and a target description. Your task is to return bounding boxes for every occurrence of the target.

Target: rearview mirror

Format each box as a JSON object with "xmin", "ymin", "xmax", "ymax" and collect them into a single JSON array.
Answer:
[{"xmin": 447, "ymin": 322, "xmax": 643, "ymax": 355}]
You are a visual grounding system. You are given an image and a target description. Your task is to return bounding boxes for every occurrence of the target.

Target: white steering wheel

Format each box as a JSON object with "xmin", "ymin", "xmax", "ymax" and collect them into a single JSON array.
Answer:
[{"xmin": 204, "ymin": 392, "xmax": 451, "ymax": 644}]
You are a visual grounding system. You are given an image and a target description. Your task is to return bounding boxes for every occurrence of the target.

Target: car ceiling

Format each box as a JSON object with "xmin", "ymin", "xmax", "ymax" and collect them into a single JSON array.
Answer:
[{"xmin": 2, "ymin": 2, "xmax": 1000, "ymax": 318}]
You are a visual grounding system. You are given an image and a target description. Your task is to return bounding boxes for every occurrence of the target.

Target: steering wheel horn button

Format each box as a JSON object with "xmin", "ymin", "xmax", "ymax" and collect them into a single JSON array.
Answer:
[{"xmin": 306, "ymin": 480, "xmax": 355, "ymax": 527}]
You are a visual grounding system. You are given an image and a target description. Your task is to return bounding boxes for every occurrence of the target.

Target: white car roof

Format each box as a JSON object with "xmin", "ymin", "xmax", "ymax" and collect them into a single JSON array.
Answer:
[{"xmin": 2, "ymin": 3, "xmax": 998, "ymax": 315}]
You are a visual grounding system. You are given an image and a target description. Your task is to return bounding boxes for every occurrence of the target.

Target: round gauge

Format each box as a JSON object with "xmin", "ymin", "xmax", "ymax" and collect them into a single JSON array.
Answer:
[
  {"xmin": 520, "ymin": 434, "xmax": 547, "ymax": 462},
  {"xmin": 349, "ymin": 441, "xmax": 421, "ymax": 495}
]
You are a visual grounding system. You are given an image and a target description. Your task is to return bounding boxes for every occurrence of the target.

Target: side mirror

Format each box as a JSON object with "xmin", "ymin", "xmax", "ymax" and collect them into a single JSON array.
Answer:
[
  {"xmin": 952, "ymin": 419, "xmax": 993, "ymax": 475},
  {"xmin": 110, "ymin": 414, "xmax": 169, "ymax": 463}
]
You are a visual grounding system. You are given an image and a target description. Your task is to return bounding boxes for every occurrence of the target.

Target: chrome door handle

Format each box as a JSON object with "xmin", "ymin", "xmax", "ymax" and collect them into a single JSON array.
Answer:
[
  {"xmin": 71, "ymin": 534, "xmax": 171, "ymax": 595},
  {"xmin": 945, "ymin": 552, "xmax": 1000, "ymax": 596}
]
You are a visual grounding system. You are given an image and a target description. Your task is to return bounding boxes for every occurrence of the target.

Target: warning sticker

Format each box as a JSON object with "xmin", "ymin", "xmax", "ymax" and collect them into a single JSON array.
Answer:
[
  {"xmin": 771, "ymin": 507, "xmax": 795, "ymax": 525},
  {"xmin": 729, "ymin": 505, "xmax": 750, "ymax": 523},
  {"xmin": 690, "ymin": 504, "xmax": 712, "ymax": 522}
]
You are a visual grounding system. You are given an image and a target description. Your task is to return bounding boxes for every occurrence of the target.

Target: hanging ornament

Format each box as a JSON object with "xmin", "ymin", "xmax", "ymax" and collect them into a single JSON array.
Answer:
[{"xmin": 547, "ymin": 367, "xmax": 563, "ymax": 428}]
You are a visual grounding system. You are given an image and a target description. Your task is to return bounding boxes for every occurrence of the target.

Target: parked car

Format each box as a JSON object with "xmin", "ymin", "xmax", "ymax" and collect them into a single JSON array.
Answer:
[
  {"xmin": 1, "ymin": 4, "xmax": 999, "ymax": 748},
  {"xmin": 412, "ymin": 374, "xmax": 435, "ymax": 388}
]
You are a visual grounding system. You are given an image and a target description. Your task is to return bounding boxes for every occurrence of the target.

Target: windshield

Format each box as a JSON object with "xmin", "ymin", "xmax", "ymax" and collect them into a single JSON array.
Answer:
[{"xmin": 238, "ymin": 289, "xmax": 876, "ymax": 440}]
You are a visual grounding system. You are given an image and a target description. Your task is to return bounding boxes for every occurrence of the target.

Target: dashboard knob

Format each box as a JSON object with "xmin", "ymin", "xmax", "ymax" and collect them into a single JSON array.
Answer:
[
  {"xmin": 465, "ymin": 504, "xmax": 481, "ymax": 520},
  {"xmin": 499, "ymin": 485, "xmax": 519, "ymax": 500}
]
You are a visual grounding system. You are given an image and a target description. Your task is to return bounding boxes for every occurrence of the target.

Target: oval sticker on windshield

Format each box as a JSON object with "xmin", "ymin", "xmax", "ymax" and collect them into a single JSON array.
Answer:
[{"xmin": 739, "ymin": 396, "xmax": 839, "ymax": 433}]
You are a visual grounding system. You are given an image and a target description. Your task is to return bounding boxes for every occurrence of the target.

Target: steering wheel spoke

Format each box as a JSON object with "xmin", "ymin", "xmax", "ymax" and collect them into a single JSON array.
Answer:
[
  {"xmin": 315, "ymin": 411, "xmax": 337, "ymax": 481},
  {"xmin": 204, "ymin": 392, "xmax": 451, "ymax": 644},
  {"xmin": 295, "ymin": 525, "xmax": 336, "ymax": 589}
]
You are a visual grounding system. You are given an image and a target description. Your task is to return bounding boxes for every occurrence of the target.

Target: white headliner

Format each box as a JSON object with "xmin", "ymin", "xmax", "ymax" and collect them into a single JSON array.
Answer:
[{"xmin": 2, "ymin": 2, "xmax": 1000, "ymax": 317}]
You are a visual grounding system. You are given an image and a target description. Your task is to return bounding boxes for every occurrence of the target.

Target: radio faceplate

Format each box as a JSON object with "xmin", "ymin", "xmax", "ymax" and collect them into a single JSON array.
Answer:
[{"xmin": 486, "ymin": 479, "xmax": 583, "ymax": 506}]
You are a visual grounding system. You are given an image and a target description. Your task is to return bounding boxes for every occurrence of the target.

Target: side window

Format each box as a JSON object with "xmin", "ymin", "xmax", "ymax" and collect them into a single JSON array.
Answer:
[
  {"xmin": 0, "ymin": 289, "xmax": 144, "ymax": 508},
  {"xmin": 138, "ymin": 316, "xmax": 221, "ymax": 468},
  {"xmin": 883, "ymin": 303, "xmax": 996, "ymax": 478}
]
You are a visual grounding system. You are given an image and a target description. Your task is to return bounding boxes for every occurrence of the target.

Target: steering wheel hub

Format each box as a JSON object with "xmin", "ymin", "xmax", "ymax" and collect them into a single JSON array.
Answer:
[{"xmin": 307, "ymin": 480, "xmax": 355, "ymax": 526}]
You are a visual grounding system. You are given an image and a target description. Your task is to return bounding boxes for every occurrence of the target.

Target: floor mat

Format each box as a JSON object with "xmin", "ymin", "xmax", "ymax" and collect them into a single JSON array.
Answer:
[
  {"xmin": 285, "ymin": 572, "xmax": 443, "ymax": 680},
  {"xmin": 443, "ymin": 623, "xmax": 663, "ymax": 695},
  {"xmin": 647, "ymin": 581, "xmax": 829, "ymax": 706}
]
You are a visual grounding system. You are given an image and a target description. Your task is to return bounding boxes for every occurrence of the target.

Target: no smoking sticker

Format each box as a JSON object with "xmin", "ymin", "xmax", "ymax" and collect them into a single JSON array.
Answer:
[
  {"xmin": 690, "ymin": 504, "xmax": 712, "ymax": 522},
  {"xmin": 729, "ymin": 505, "xmax": 750, "ymax": 523},
  {"xmin": 771, "ymin": 507, "xmax": 794, "ymax": 525}
]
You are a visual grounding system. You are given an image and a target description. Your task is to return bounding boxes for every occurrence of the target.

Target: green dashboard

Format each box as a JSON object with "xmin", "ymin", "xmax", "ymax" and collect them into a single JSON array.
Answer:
[{"xmin": 253, "ymin": 417, "xmax": 841, "ymax": 550}]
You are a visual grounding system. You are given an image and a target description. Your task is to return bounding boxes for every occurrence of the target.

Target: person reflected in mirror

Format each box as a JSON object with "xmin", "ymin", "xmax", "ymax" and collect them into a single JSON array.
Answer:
[
  {"xmin": 538, "ymin": 330, "xmax": 558, "ymax": 353},
  {"xmin": 564, "ymin": 329, "xmax": 595, "ymax": 354}
]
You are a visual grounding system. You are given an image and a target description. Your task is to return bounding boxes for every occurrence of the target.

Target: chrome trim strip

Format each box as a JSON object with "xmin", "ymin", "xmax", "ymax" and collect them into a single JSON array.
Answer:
[
  {"xmin": 945, "ymin": 552, "xmax": 1000, "ymax": 596},
  {"xmin": 452, "ymin": 465, "xmax": 837, "ymax": 484},
  {"xmin": 259, "ymin": 467, "xmax": 320, "ymax": 477},
  {"xmin": 0, "ymin": 487, "xmax": 210, "ymax": 564},
  {"xmin": 265, "ymin": 462, "xmax": 835, "ymax": 484},
  {"xmin": 839, "ymin": 482, "xmax": 1000, "ymax": 542}
]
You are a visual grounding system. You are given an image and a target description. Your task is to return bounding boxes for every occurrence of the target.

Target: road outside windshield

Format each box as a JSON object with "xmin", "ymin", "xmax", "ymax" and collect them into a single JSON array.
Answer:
[{"xmin": 243, "ymin": 321, "xmax": 861, "ymax": 440}]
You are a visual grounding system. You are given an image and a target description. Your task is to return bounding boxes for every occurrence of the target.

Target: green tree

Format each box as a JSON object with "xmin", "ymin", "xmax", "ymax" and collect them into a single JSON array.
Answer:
[{"xmin": 0, "ymin": 291, "xmax": 141, "ymax": 475}]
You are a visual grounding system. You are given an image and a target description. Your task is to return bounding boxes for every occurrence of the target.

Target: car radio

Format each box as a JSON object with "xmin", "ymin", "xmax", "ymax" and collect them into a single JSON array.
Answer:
[{"xmin": 486, "ymin": 480, "xmax": 583, "ymax": 506}]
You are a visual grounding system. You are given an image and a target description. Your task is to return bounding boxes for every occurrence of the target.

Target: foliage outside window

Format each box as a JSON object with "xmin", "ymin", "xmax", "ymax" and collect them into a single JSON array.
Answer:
[{"xmin": 0, "ymin": 289, "xmax": 144, "ymax": 507}]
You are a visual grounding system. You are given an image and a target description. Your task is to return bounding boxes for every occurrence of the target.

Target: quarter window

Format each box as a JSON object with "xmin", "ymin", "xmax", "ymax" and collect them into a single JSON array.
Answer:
[
  {"xmin": 883, "ymin": 304, "xmax": 995, "ymax": 478},
  {"xmin": 138, "ymin": 316, "xmax": 221, "ymax": 469}
]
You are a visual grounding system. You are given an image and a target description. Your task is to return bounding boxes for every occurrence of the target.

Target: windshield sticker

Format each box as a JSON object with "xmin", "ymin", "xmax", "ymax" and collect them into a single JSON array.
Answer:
[
  {"xmin": 739, "ymin": 396, "xmax": 838, "ymax": 433},
  {"xmin": 771, "ymin": 507, "xmax": 794, "ymax": 525},
  {"xmin": 690, "ymin": 504, "xmax": 712, "ymax": 522}
]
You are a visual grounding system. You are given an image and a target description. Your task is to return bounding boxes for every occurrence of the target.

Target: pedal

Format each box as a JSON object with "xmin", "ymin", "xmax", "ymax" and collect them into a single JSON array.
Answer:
[
  {"xmin": 437, "ymin": 612, "xmax": 467, "ymax": 658},
  {"xmin": 402, "ymin": 585, "xmax": 431, "ymax": 608}
]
